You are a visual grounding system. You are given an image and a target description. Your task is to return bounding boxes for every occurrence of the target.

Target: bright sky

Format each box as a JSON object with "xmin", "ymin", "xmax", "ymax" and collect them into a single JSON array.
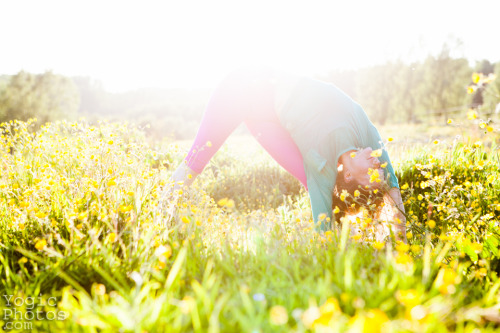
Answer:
[{"xmin": 1, "ymin": 0, "xmax": 498, "ymax": 92}]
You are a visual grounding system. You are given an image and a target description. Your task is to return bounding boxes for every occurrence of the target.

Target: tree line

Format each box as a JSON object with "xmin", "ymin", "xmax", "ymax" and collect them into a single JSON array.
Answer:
[
  {"xmin": 318, "ymin": 48, "xmax": 498, "ymax": 125},
  {"xmin": 0, "ymin": 71, "xmax": 80, "ymax": 126},
  {"xmin": 0, "ymin": 50, "xmax": 498, "ymax": 139}
]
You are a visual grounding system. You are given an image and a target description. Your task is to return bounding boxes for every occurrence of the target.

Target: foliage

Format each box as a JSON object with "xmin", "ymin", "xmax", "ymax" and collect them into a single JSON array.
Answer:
[
  {"xmin": 1, "ymin": 50, "xmax": 496, "ymax": 140},
  {"xmin": 0, "ymin": 119, "xmax": 499, "ymax": 332},
  {"xmin": 399, "ymin": 141, "xmax": 500, "ymax": 259},
  {"xmin": 356, "ymin": 62, "xmax": 401, "ymax": 125},
  {"xmin": 482, "ymin": 62, "xmax": 500, "ymax": 113},
  {"xmin": 0, "ymin": 71, "xmax": 80, "ymax": 125},
  {"xmin": 321, "ymin": 46, "xmax": 482, "ymax": 126},
  {"xmin": 203, "ymin": 147, "xmax": 303, "ymax": 211},
  {"xmin": 417, "ymin": 49, "xmax": 471, "ymax": 124},
  {"xmin": 72, "ymin": 76, "xmax": 211, "ymax": 140}
]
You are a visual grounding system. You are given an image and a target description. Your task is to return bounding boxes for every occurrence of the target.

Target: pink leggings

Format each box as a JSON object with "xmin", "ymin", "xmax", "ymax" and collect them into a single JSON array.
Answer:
[{"xmin": 185, "ymin": 68, "xmax": 308, "ymax": 188}]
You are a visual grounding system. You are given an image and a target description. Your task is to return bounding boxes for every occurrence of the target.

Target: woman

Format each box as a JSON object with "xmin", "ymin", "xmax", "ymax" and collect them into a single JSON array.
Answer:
[{"xmin": 171, "ymin": 66, "xmax": 406, "ymax": 240}]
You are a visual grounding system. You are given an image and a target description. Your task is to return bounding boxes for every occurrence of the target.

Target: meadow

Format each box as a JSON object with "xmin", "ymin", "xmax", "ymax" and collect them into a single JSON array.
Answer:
[{"xmin": 0, "ymin": 115, "xmax": 498, "ymax": 332}]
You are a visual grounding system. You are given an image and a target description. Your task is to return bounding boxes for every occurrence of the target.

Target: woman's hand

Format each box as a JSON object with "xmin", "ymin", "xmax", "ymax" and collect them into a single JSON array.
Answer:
[
  {"xmin": 159, "ymin": 163, "xmax": 199, "ymax": 217},
  {"xmin": 171, "ymin": 163, "xmax": 199, "ymax": 190}
]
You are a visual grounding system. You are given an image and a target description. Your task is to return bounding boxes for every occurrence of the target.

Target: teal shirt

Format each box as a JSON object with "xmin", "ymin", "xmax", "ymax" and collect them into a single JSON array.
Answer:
[{"xmin": 278, "ymin": 77, "xmax": 399, "ymax": 231}]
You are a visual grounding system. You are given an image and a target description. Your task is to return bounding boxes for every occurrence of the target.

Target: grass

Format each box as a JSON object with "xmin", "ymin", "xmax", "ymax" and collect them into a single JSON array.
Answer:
[{"xmin": 0, "ymin": 118, "xmax": 498, "ymax": 332}]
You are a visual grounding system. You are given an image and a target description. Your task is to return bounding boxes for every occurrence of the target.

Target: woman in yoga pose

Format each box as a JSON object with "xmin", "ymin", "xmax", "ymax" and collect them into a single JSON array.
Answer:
[{"xmin": 171, "ymin": 66, "xmax": 406, "ymax": 241}]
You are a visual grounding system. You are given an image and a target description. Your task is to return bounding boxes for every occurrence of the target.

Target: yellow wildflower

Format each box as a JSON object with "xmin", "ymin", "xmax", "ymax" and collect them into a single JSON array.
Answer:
[
  {"xmin": 370, "ymin": 149, "xmax": 382, "ymax": 158},
  {"xmin": 217, "ymin": 198, "xmax": 235, "ymax": 208},
  {"xmin": 368, "ymin": 168, "xmax": 381, "ymax": 183},
  {"xmin": 471, "ymin": 243, "xmax": 483, "ymax": 253},
  {"xmin": 180, "ymin": 296, "xmax": 195, "ymax": 314},
  {"xmin": 107, "ymin": 232, "xmax": 117, "ymax": 243},
  {"xmin": 269, "ymin": 305, "xmax": 288, "ymax": 326},
  {"xmin": 443, "ymin": 269, "xmax": 459, "ymax": 285},
  {"xmin": 396, "ymin": 243, "xmax": 410, "ymax": 253},
  {"xmin": 35, "ymin": 211, "xmax": 48, "ymax": 219},
  {"xmin": 352, "ymin": 309, "xmax": 389, "ymax": 333},
  {"xmin": 314, "ymin": 298, "xmax": 341, "ymax": 327},
  {"xmin": 119, "ymin": 205, "xmax": 133, "ymax": 213},
  {"xmin": 94, "ymin": 284, "xmax": 106, "ymax": 296},
  {"xmin": 18, "ymin": 257, "xmax": 28, "ymax": 264},
  {"xmin": 301, "ymin": 306, "xmax": 320, "ymax": 329},
  {"xmin": 351, "ymin": 234, "xmax": 362, "ymax": 241},
  {"xmin": 435, "ymin": 268, "xmax": 460, "ymax": 295},
  {"xmin": 154, "ymin": 244, "xmax": 172, "ymax": 259},
  {"xmin": 35, "ymin": 239, "xmax": 47, "ymax": 250},
  {"xmin": 396, "ymin": 289, "xmax": 420, "ymax": 307},
  {"xmin": 475, "ymin": 267, "xmax": 487, "ymax": 279},
  {"xmin": 472, "ymin": 72, "xmax": 481, "ymax": 84},
  {"xmin": 467, "ymin": 109, "xmax": 477, "ymax": 119},
  {"xmin": 396, "ymin": 253, "xmax": 413, "ymax": 265}
]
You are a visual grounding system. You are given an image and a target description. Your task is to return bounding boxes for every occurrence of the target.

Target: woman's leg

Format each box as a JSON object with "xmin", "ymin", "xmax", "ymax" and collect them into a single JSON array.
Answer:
[
  {"xmin": 182, "ymin": 66, "xmax": 307, "ymax": 189},
  {"xmin": 245, "ymin": 120, "xmax": 308, "ymax": 189},
  {"xmin": 184, "ymin": 70, "xmax": 255, "ymax": 173}
]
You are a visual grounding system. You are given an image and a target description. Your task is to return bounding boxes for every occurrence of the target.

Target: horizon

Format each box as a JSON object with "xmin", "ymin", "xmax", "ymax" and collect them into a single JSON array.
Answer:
[{"xmin": 1, "ymin": 0, "xmax": 499, "ymax": 93}]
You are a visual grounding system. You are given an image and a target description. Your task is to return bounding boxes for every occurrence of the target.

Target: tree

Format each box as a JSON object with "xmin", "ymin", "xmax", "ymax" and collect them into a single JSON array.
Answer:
[
  {"xmin": 482, "ymin": 62, "xmax": 500, "ymax": 114},
  {"xmin": 390, "ymin": 61, "xmax": 425, "ymax": 123},
  {"xmin": 356, "ymin": 62, "xmax": 401, "ymax": 125},
  {"xmin": 0, "ymin": 71, "xmax": 80, "ymax": 124},
  {"xmin": 417, "ymin": 46, "xmax": 472, "ymax": 124},
  {"xmin": 475, "ymin": 59, "xmax": 495, "ymax": 75},
  {"xmin": 470, "ymin": 60, "xmax": 496, "ymax": 108}
]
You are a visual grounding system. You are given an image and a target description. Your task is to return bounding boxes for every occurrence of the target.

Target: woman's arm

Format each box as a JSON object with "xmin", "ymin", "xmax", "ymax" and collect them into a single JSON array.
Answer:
[
  {"xmin": 363, "ymin": 122, "xmax": 406, "ymax": 241},
  {"xmin": 303, "ymin": 149, "xmax": 337, "ymax": 232},
  {"xmin": 384, "ymin": 187, "xmax": 407, "ymax": 243}
]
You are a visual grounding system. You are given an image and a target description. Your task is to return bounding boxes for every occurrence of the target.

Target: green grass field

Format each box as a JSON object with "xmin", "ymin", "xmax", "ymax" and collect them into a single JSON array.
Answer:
[{"xmin": 0, "ymin": 118, "xmax": 499, "ymax": 332}]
